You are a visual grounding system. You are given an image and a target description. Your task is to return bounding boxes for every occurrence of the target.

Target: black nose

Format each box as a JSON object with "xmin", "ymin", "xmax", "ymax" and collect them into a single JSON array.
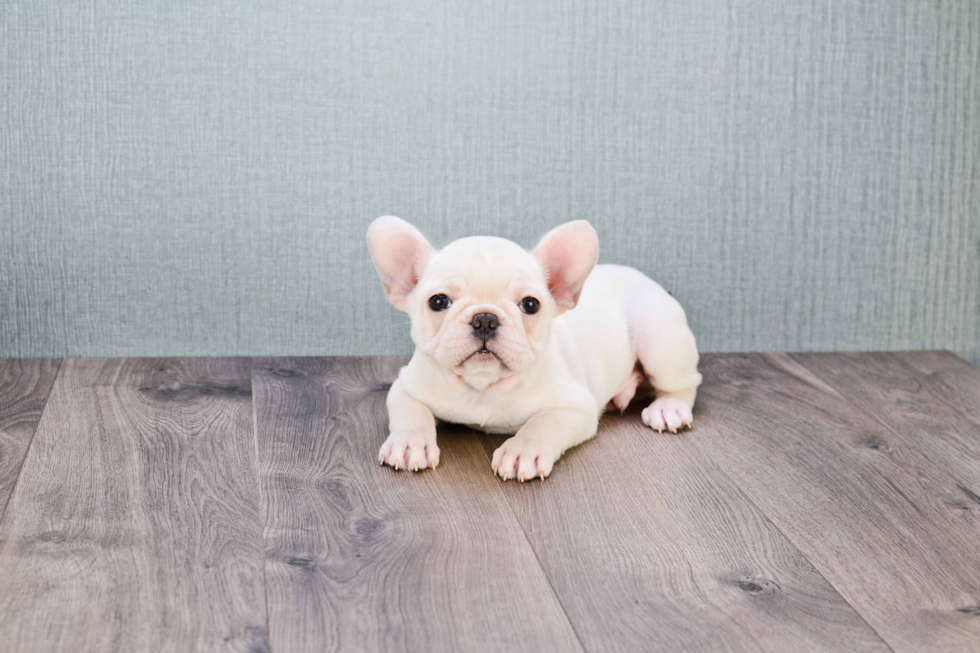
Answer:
[{"xmin": 471, "ymin": 312, "xmax": 499, "ymax": 341}]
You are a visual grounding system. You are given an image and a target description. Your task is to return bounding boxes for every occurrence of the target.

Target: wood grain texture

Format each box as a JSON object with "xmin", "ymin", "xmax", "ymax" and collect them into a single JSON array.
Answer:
[
  {"xmin": 896, "ymin": 351, "xmax": 980, "ymax": 415},
  {"xmin": 0, "ymin": 359, "xmax": 60, "ymax": 521},
  {"xmin": 693, "ymin": 353, "xmax": 980, "ymax": 652},
  {"xmin": 252, "ymin": 357, "xmax": 582, "ymax": 653},
  {"xmin": 3, "ymin": 352, "xmax": 978, "ymax": 652},
  {"xmin": 789, "ymin": 351, "xmax": 980, "ymax": 507},
  {"xmin": 480, "ymin": 410, "xmax": 892, "ymax": 653},
  {"xmin": 0, "ymin": 358, "xmax": 268, "ymax": 653}
]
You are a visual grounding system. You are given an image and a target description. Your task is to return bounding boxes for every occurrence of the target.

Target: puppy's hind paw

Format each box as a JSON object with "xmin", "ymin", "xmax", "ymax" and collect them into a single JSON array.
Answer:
[
  {"xmin": 642, "ymin": 397, "xmax": 693, "ymax": 434},
  {"xmin": 378, "ymin": 431, "xmax": 440, "ymax": 472}
]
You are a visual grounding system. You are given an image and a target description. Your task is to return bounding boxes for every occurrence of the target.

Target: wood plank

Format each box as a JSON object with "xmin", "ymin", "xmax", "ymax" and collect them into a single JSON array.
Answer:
[
  {"xmin": 0, "ymin": 359, "xmax": 60, "ymax": 521},
  {"xmin": 0, "ymin": 358, "xmax": 268, "ymax": 653},
  {"xmin": 895, "ymin": 351, "xmax": 980, "ymax": 414},
  {"xmin": 253, "ymin": 357, "xmax": 582, "ymax": 653},
  {"xmin": 789, "ymin": 351, "xmax": 980, "ymax": 508},
  {"xmin": 480, "ymin": 409, "xmax": 892, "ymax": 652},
  {"xmin": 692, "ymin": 353, "xmax": 980, "ymax": 653}
]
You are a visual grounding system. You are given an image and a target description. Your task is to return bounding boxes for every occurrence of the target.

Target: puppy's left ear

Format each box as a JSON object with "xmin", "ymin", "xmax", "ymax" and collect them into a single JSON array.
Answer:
[
  {"xmin": 367, "ymin": 216, "xmax": 436, "ymax": 311},
  {"xmin": 533, "ymin": 221, "xmax": 598, "ymax": 312}
]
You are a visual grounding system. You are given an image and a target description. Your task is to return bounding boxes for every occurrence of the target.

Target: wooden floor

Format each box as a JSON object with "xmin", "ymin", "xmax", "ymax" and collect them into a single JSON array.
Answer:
[{"xmin": 0, "ymin": 353, "xmax": 979, "ymax": 652}]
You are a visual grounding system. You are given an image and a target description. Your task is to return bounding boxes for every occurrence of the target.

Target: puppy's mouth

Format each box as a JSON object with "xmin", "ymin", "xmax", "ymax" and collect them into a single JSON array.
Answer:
[
  {"xmin": 467, "ymin": 347, "xmax": 497, "ymax": 360},
  {"xmin": 463, "ymin": 346, "xmax": 509, "ymax": 370}
]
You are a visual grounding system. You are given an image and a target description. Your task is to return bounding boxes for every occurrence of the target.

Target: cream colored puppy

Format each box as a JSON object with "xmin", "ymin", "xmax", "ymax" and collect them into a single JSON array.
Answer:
[{"xmin": 367, "ymin": 217, "xmax": 702, "ymax": 481}]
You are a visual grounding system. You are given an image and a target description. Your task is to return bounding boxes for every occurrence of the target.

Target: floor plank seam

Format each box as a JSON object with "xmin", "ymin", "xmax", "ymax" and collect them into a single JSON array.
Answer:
[
  {"xmin": 250, "ymin": 359, "xmax": 274, "ymax": 653},
  {"xmin": 686, "ymin": 428, "xmax": 900, "ymax": 653},
  {"xmin": 0, "ymin": 358, "xmax": 63, "ymax": 526},
  {"xmin": 473, "ymin": 437, "xmax": 590, "ymax": 653}
]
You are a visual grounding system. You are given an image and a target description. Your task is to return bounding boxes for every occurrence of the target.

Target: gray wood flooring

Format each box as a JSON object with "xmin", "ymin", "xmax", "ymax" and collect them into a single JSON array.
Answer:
[{"xmin": 0, "ymin": 352, "xmax": 978, "ymax": 652}]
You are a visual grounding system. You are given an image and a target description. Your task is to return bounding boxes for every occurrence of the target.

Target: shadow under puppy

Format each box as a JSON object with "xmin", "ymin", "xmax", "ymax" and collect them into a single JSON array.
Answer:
[{"xmin": 367, "ymin": 217, "xmax": 702, "ymax": 481}]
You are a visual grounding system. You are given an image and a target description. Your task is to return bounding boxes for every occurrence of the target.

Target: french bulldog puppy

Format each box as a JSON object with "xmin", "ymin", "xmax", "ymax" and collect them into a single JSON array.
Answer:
[{"xmin": 367, "ymin": 217, "xmax": 702, "ymax": 481}]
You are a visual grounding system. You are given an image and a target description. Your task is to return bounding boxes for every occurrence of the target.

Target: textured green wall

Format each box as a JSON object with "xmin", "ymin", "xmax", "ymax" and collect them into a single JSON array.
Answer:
[{"xmin": 2, "ymin": 1, "xmax": 978, "ymax": 363}]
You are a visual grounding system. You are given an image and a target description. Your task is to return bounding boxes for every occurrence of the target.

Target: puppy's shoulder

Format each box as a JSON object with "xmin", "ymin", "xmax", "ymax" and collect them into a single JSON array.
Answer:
[{"xmin": 396, "ymin": 350, "xmax": 450, "ymax": 402}]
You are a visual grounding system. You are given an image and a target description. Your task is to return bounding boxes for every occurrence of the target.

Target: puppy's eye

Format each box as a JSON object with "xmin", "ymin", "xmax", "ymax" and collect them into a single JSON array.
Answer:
[
  {"xmin": 428, "ymin": 294, "xmax": 451, "ymax": 311},
  {"xmin": 519, "ymin": 296, "xmax": 540, "ymax": 315}
]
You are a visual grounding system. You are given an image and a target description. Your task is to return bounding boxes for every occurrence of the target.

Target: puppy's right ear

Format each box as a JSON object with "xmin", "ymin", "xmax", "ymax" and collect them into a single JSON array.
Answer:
[{"xmin": 367, "ymin": 216, "xmax": 435, "ymax": 311}]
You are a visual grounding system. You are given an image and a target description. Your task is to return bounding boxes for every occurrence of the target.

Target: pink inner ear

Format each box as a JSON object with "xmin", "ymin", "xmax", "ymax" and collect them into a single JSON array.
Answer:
[
  {"xmin": 367, "ymin": 216, "xmax": 434, "ymax": 309},
  {"xmin": 534, "ymin": 221, "xmax": 598, "ymax": 310},
  {"xmin": 542, "ymin": 256, "xmax": 586, "ymax": 309},
  {"xmin": 381, "ymin": 241, "xmax": 422, "ymax": 298}
]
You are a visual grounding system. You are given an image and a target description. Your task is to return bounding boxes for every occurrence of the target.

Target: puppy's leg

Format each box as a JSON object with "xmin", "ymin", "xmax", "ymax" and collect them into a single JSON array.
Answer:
[
  {"xmin": 491, "ymin": 408, "xmax": 598, "ymax": 481},
  {"xmin": 628, "ymin": 295, "xmax": 703, "ymax": 434},
  {"xmin": 378, "ymin": 379, "xmax": 440, "ymax": 471},
  {"xmin": 608, "ymin": 366, "xmax": 644, "ymax": 412}
]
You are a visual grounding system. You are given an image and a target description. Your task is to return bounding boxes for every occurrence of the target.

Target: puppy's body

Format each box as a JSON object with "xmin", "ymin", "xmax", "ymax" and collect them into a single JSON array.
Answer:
[
  {"xmin": 399, "ymin": 264, "xmax": 699, "ymax": 435},
  {"xmin": 368, "ymin": 219, "xmax": 701, "ymax": 481}
]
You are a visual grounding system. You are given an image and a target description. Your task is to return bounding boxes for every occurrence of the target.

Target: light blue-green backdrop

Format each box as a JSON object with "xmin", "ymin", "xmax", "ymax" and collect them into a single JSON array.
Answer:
[{"xmin": 2, "ymin": 1, "xmax": 978, "ymax": 364}]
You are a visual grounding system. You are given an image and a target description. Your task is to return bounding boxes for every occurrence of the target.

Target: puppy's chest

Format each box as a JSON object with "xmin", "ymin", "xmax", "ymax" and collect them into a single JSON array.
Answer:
[{"xmin": 425, "ymin": 390, "xmax": 536, "ymax": 435}]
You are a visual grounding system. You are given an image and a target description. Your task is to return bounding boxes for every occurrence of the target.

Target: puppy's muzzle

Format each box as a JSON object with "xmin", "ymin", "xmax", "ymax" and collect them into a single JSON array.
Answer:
[{"xmin": 471, "ymin": 312, "xmax": 499, "ymax": 345}]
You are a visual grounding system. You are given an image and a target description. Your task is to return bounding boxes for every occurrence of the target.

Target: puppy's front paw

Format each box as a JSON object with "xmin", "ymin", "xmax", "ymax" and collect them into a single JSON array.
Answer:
[
  {"xmin": 378, "ymin": 431, "xmax": 440, "ymax": 472},
  {"xmin": 642, "ymin": 397, "xmax": 693, "ymax": 434},
  {"xmin": 491, "ymin": 437, "xmax": 558, "ymax": 482}
]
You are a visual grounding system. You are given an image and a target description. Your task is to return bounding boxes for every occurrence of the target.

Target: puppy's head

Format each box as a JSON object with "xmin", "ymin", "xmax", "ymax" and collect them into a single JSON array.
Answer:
[{"xmin": 367, "ymin": 217, "xmax": 598, "ymax": 388}]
